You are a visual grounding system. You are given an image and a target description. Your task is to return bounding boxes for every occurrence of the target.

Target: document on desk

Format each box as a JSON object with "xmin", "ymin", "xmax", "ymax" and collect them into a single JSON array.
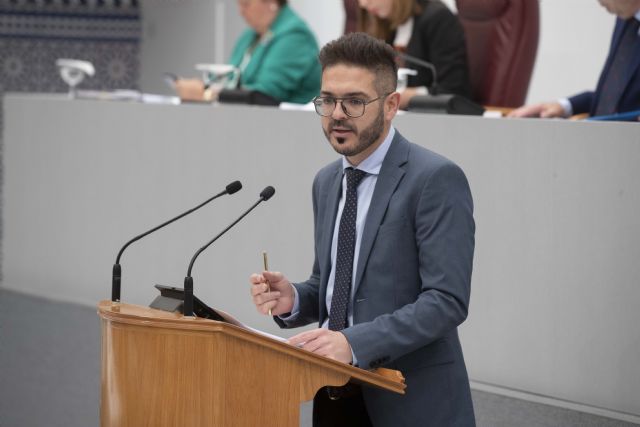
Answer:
[
  {"xmin": 586, "ymin": 109, "xmax": 640, "ymax": 122},
  {"xmin": 279, "ymin": 102, "xmax": 315, "ymax": 111},
  {"xmin": 213, "ymin": 307, "xmax": 287, "ymax": 343},
  {"xmin": 74, "ymin": 89, "xmax": 179, "ymax": 105}
]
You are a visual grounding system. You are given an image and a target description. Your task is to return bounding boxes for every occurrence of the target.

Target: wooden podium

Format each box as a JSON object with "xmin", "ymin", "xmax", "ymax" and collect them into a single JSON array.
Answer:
[{"xmin": 98, "ymin": 301, "xmax": 405, "ymax": 426}]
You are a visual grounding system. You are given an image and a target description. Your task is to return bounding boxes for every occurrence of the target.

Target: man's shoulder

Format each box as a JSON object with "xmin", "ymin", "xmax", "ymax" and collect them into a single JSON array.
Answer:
[
  {"xmin": 394, "ymin": 132, "xmax": 457, "ymax": 171},
  {"xmin": 314, "ymin": 158, "xmax": 342, "ymax": 183},
  {"xmin": 395, "ymin": 136, "xmax": 472, "ymax": 202}
]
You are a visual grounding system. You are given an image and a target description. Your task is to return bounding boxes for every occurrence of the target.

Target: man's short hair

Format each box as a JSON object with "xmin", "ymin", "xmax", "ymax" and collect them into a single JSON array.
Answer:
[{"xmin": 318, "ymin": 32, "xmax": 398, "ymax": 95}]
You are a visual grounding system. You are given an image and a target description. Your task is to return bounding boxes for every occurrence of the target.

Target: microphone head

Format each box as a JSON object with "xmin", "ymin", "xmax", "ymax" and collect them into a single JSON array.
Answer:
[
  {"xmin": 260, "ymin": 186, "xmax": 276, "ymax": 201},
  {"xmin": 226, "ymin": 180, "xmax": 242, "ymax": 195}
]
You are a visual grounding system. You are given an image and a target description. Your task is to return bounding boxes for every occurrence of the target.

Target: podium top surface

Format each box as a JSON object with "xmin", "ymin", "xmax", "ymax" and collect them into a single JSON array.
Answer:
[{"xmin": 98, "ymin": 300, "xmax": 405, "ymax": 395}]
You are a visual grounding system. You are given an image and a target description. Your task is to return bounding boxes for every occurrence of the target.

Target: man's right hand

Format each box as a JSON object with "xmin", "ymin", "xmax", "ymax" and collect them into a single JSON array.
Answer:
[
  {"xmin": 249, "ymin": 271, "xmax": 295, "ymax": 316},
  {"xmin": 508, "ymin": 102, "xmax": 566, "ymax": 118}
]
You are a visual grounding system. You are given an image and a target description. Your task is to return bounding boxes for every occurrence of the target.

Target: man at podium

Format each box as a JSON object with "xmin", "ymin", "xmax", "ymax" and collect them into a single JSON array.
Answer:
[{"xmin": 250, "ymin": 33, "xmax": 475, "ymax": 427}]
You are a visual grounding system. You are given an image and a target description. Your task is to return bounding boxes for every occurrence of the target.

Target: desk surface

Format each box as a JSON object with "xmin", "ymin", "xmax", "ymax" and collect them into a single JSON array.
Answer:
[{"xmin": 3, "ymin": 94, "xmax": 640, "ymax": 419}]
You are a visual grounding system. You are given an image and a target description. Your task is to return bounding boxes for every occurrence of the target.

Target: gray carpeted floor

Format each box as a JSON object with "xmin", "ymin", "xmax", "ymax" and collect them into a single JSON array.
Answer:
[
  {"xmin": 0, "ymin": 289, "xmax": 637, "ymax": 427},
  {"xmin": 0, "ymin": 289, "xmax": 101, "ymax": 427}
]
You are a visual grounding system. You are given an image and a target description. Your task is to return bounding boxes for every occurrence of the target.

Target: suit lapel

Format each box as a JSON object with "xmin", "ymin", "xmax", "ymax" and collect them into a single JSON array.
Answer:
[
  {"xmin": 595, "ymin": 19, "xmax": 625, "ymax": 107},
  {"xmin": 622, "ymin": 27, "xmax": 640, "ymax": 94},
  {"xmin": 598, "ymin": 18, "xmax": 640, "ymax": 106},
  {"xmin": 241, "ymin": 34, "xmax": 270, "ymax": 84},
  {"xmin": 604, "ymin": 19, "xmax": 626, "ymax": 77},
  {"xmin": 353, "ymin": 133, "xmax": 409, "ymax": 293}
]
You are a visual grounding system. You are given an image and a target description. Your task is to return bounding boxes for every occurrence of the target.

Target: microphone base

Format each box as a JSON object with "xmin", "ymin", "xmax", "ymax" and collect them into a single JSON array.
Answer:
[
  {"xmin": 218, "ymin": 89, "xmax": 280, "ymax": 106},
  {"xmin": 149, "ymin": 284, "xmax": 225, "ymax": 322},
  {"xmin": 149, "ymin": 294, "xmax": 184, "ymax": 313}
]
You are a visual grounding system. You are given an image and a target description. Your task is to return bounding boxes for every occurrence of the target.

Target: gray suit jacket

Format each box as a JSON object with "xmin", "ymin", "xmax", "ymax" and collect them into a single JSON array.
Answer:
[{"xmin": 277, "ymin": 131, "xmax": 476, "ymax": 426}]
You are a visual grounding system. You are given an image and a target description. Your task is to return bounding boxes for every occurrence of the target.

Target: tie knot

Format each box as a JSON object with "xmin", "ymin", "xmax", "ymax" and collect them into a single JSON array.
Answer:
[{"xmin": 345, "ymin": 168, "xmax": 367, "ymax": 190}]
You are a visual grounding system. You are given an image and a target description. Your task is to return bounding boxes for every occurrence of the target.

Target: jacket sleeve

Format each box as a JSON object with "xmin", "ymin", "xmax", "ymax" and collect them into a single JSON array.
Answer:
[{"xmin": 568, "ymin": 91, "xmax": 595, "ymax": 116}]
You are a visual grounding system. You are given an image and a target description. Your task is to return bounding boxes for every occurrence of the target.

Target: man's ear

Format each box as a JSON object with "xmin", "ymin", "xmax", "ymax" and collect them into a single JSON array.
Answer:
[{"xmin": 385, "ymin": 91, "xmax": 401, "ymax": 119}]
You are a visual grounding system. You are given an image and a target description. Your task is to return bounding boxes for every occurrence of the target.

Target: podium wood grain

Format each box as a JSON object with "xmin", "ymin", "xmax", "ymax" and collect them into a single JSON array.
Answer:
[{"xmin": 98, "ymin": 301, "xmax": 404, "ymax": 427}]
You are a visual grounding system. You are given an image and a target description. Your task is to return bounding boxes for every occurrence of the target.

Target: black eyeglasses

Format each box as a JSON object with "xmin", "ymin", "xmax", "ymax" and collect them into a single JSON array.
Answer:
[{"xmin": 312, "ymin": 93, "xmax": 390, "ymax": 118}]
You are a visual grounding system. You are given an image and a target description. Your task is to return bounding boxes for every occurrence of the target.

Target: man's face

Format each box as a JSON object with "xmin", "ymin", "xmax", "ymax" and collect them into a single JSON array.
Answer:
[
  {"xmin": 598, "ymin": 0, "xmax": 640, "ymax": 19},
  {"xmin": 320, "ymin": 64, "xmax": 398, "ymax": 165}
]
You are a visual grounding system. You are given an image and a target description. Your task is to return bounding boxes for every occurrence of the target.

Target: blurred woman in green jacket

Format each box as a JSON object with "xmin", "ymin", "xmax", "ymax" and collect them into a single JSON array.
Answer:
[{"xmin": 230, "ymin": 0, "xmax": 321, "ymax": 104}]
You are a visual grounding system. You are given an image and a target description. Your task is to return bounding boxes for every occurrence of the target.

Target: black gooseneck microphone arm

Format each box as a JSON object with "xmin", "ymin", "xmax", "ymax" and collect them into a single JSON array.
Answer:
[
  {"xmin": 111, "ymin": 180, "xmax": 243, "ymax": 302},
  {"xmin": 396, "ymin": 52, "xmax": 438, "ymax": 94},
  {"xmin": 183, "ymin": 186, "xmax": 275, "ymax": 316}
]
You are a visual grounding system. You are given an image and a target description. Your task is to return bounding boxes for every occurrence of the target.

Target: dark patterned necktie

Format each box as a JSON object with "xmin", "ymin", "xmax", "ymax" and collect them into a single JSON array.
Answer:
[
  {"xmin": 328, "ymin": 168, "xmax": 367, "ymax": 331},
  {"xmin": 595, "ymin": 18, "xmax": 640, "ymax": 116}
]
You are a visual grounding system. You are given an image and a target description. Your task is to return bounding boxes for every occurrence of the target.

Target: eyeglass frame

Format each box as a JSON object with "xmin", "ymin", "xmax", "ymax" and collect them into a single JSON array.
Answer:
[{"xmin": 312, "ymin": 92, "xmax": 392, "ymax": 118}]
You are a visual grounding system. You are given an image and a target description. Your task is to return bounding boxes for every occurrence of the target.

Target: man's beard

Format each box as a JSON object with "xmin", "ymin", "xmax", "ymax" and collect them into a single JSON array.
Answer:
[{"xmin": 323, "ymin": 107, "xmax": 385, "ymax": 157}]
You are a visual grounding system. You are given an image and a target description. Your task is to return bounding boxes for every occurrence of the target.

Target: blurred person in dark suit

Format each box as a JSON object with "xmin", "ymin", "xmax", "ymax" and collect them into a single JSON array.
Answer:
[{"xmin": 510, "ymin": 0, "xmax": 640, "ymax": 119}]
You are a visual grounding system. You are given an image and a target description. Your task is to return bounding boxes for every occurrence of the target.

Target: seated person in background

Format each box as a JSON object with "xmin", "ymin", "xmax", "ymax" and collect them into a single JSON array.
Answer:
[
  {"xmin": 509, "ymin": 0, "xmax": 640, "ymax": 119},
  {"xmin": 230, "ymin": 0, "xmax": 321, "ymax": 103},
  {"xmin": 357, "ymin": 0, "xmax": 472, "ymax": 108},
  {"xmin": 177, "ymin": 0, "xmax": 320, "ymax": 104}
]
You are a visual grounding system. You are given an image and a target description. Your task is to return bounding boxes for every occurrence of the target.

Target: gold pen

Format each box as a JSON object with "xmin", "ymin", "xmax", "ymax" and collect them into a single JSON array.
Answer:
[{"xmin": 262, "ymin": 251, "xmax": 272, "ymax": 316}]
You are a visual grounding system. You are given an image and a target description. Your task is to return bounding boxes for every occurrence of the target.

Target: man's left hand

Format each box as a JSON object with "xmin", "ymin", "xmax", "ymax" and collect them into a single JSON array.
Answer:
[{"xmin": 287, "ymin": 329, "xmax": 353, "ymax": 364}]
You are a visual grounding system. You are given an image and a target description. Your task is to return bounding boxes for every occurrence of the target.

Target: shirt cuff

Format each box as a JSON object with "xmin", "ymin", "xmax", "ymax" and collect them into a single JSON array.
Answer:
[
  {"xmin": 277, "ymin": 284, "xmax": 300, "ymax": 321},
  {"xmin": 557, "ymin": 98, "xmax": 573, "ymax": 118},
  {"xmin": 351, "ymin": 348, "xmax": 358, "ymax": 366}
]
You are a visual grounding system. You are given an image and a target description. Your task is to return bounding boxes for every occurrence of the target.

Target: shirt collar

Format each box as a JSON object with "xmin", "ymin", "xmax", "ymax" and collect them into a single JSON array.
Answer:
[{"xmin": 341, "ymin": 126, "xmax": 395, "ymax": 175}]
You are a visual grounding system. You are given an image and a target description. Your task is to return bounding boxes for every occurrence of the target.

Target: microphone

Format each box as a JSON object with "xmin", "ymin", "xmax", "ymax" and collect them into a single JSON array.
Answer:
[
  {"xmin": 182, "ymin": 186, "xmax": 276, "ymax": 316},
  {"xmin": 111, "ymin": 180, "xmax": 242, "ymax": 302},
  {"xmin": 396, "ymin": 52, "xmax": 438, "ymax": 94}
]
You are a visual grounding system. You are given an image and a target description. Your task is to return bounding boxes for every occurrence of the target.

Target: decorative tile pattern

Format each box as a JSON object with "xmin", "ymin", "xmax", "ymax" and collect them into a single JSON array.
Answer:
[{"xmin": 0, "ymin": 0, "xmax": 141, "ymax": 278}]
